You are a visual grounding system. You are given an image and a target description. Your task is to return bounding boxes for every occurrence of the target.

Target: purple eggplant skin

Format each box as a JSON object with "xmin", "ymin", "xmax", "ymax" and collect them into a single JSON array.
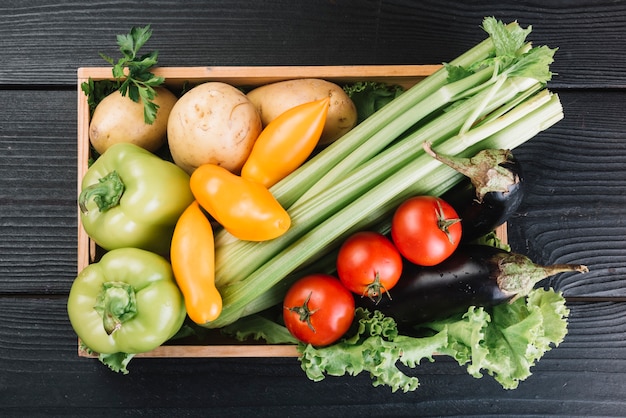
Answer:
[
  {"xmin": 443, "ymin": 156, "xmax": 524, "ymax": 242},
  {"xmin": 358, "ymin": 244, "xmax": 588, "ymax": 328},
  {"xmin": 359, "ymin": 245, "xmax": 514, "ymax": 327}
]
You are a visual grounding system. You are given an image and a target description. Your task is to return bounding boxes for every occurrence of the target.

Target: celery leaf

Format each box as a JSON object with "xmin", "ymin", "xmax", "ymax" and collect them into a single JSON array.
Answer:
[
  {"xmin": 505, "ymin": 45, "xmax": 557, "ymax": 83},
  {"xmin": 445, "ymin": 63, "xmax": 475, "ymax": 83},
  {"xmin": 482, "ymin": 17, "xmax": 532, "ymax": 58}
]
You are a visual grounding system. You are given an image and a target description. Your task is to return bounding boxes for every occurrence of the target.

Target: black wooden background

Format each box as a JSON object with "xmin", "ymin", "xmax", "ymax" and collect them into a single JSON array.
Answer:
[{"xmin": 1, "ymin": 1, "xmax": 625, "ymax": 416}]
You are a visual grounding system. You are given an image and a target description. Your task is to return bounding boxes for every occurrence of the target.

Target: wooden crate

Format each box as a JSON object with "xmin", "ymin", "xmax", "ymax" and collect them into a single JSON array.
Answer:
[{"xmin": 76, "ymin": 65, "xmax": 505, "ymax": 358}]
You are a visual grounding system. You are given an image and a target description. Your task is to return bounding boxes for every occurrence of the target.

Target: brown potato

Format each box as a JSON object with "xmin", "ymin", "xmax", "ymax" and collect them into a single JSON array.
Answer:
[
  {"xmin": 167, "ymin": 82, "xmax": 262, "ymax": 175},
  {"xmin": 246, "ymin": 78, "xmax": 357, "ymax": 146},
  {"xmin": 88, "ymin": 86, "xmax": 178, "ymax": 154}
]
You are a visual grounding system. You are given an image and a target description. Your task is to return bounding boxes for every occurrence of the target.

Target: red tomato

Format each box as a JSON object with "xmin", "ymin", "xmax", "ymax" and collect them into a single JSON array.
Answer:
[
  {"xmin": 391, "ymin": 195, "xmax": 462, "ymax": 266},
  {"xmin": 283, "ymin": 274, "xmax": 355, "ymax": 346},
  {"xmin": 336, "ymin": 231, "xmax": 403, "ymax": 303}
]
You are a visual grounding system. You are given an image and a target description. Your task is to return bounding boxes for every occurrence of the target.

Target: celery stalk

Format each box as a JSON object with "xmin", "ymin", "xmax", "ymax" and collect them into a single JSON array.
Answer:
[
  {"xmin": 225, "ymin": 92, "xmax": 564, "ymax": 320},
  {"xmin": 214, "ymin": 76, "xmax": 541, "ymax": 287},
  {"xmin": 206, "ymin": 18, "xmax": 562, "ymax": 328},
  {"xmin": 207, "ymin": 91, "xmax": 563, "ymax": 328},
  {"xmin": 291, "ymin": 66, "xmax": 496, "ymax": 206},
  {"xmin": 214, "ymin": 21, "xmax": 530, "ymax": 248}
]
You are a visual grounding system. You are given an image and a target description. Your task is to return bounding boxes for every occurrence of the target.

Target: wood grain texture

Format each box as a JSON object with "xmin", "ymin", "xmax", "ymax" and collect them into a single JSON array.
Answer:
[
  {"xmin": 508, "ymin": 90, "xmax": 626, "ymax": 297},
  {"xmin": 0, "ymin": 0, "xmax": 624, "ymax": 87},
  {"xmin": 0, "ymin": 90, "xmax": 78, "ymax": 295},
  {"xmin": 1, "ymin": 297, "xmax": 626, "ymax": 416},
  {"xmin": 2, "ymin": 0, "xmax": 626, "ymax": 414}
]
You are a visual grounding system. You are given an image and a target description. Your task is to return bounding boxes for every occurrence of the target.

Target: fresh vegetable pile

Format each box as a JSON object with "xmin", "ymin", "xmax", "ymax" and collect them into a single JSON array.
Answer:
[{"xmin": 69, "ymin": 18, "xmax": 590, "ymax": 391}]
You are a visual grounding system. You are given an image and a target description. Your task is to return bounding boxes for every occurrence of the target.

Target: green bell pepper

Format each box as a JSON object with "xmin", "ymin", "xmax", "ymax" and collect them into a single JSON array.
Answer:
[
  {"xmin": 67, "ymin": 247, "xmax": 186, "ymax": 355},
  {"xmin": 79, "ymin": 143, "xmax": 194, "ymax": 255}
]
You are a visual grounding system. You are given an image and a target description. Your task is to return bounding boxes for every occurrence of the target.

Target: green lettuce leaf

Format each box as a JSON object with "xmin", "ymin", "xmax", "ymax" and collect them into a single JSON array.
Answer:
[
  {"xmin": 99, "ymin": 352, "xmax": 135, "ymax": 375},
  {"xmin": 426, "ymin": 287, "xmax": 569, "ymax": 389},
  {"xmin": 297, "ymin": 288, "xmax": 568, "ymax": 392},
  {"xmin": 220, "ymin": 286, "xmax": 568, "ymax": 392},
  {"xmin": 221, "ymin": 313, "xmax": 298, "ymax": 344},
  {"xmin": 299, "ymin": 309, "xmax": 425, "ymax": 393},
  {"xmin": 343, "ymin": 82, "xmax": 404, "ymax": 124}
]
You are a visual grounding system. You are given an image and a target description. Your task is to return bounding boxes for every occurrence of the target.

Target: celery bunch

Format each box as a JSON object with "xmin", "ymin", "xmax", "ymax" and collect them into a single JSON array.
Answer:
[{"xmin": 207, "ymin": 17, "xmax": 563, "ymax": 329}]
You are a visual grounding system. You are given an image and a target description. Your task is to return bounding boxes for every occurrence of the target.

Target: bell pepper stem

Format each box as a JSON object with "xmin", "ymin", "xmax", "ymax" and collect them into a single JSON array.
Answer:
[
  {"xmin": 94, "ymin": 281, "xmax": 138, "ymax": 335},
  {"xmin": 79, "ymin": 170, "xmax": 125, "ymax": 213}
]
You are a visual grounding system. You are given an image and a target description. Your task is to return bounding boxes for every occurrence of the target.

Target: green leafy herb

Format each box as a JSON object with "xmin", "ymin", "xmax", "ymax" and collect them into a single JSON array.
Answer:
[{"xmin": 84, "ymin": 25, "xmax": 165, "ymax": 124}]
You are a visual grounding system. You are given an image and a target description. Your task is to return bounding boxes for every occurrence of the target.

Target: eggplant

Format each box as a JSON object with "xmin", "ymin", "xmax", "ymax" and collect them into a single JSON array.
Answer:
[
  {"xmin": 358, "ymin": 245, "xmax": 588, "ymax": 327},
  {"xmin": 424, "ymin": 143, "xmax": 524, "ymax": 242}
]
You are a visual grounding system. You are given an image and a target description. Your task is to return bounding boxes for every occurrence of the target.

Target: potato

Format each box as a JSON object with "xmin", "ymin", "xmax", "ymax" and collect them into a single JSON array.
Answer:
[
  {"xmin": 89, "ymin": 86, "xmax": 178, "ymax": 154},
  {"xmin": 167, "ymin": 82, "xmax": 262, "ymax": 174},
  {"xmin": 246, "ymin": 78, "xmax": 357, "ymax": 146}
]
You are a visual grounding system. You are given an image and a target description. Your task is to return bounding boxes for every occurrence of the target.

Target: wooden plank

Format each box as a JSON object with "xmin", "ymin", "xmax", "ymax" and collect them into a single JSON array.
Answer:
[
  {"xmin": 0, "ymin": 90, "xmax": 79, "ymax": 294},
  {"xmin": 0, "ymin": 1, "xmax": 624, "ymax": 88},
  {"xmin": 507, "ymin": 90, "xmax": 626, "ymax": 297},
  {"xmin": 77, "ymin": 65, "xmax": 440, "ymax": 90},
  {"xmin": 2, "ymin": 296, "xmax": 626, "ymax": 415}
]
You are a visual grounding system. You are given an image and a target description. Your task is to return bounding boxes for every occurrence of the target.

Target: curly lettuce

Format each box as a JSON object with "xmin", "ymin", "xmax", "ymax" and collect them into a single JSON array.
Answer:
[
  {"xmin": 298, "ymin": 287, "xmax": 569, "ymax": 392},
  {"xmin": 222, "ymin": 288, "xmax": 568, "ymax": 393},
  {"xmin": 343, "ymin": 82, "xmax": 404, "ymax": 124}
]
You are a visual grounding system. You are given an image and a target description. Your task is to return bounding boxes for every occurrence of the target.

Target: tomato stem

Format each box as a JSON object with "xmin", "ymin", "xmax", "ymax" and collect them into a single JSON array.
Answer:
[
  {"xmin": 435, "ymin": 199, "xmax": 461, "ymax": 244},
  {"xmin": 364, "ymin": 271, "xmax": 391, "ymax": 304},
  {"xmin": 287, "ymin": 292, "xmax": 318, "ymax": 332}
]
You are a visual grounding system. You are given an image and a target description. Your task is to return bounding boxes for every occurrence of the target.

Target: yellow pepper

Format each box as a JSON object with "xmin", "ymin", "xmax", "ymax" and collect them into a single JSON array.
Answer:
[
  {"xmin": 241, "ymin": 97, "xmax": 330, "ymax": 188},
  {"xmin": 170, "ymin": 201, "xmax": 222, "ymax": 324},
  {"xmin": 190, "ymin": 164, "xmax": 291, "ymax": 241}
]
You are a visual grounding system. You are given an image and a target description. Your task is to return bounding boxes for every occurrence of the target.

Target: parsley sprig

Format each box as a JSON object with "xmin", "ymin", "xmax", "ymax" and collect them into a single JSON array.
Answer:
[{"xmin": 82, "ymin": 25, "xmax": 165, "ymax": 124}]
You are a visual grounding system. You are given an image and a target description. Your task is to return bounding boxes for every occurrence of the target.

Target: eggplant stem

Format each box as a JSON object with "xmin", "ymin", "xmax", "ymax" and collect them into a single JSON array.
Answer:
[
  {"xmin": 495, "ymin": 252, "xmax": 589, "ymax": 300},
  {"xmin": 544, "ymin": 264, "xmax": 590, "ymax": 275},
  {"xmin": 423, "ymin": 141, "xmax": 518, "ymax": 201}
]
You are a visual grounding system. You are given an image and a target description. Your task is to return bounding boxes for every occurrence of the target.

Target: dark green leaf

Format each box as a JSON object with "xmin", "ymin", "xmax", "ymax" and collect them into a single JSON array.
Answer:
[
  {"xmin": 116, "ymin": 33, "xmax": 135, "ymax": 59},
  {"xmin": 127, "ymin": 84, "xmax": 140, "ymax": 103},
  {"xmin": 94, "ymin": 25, "xmax": 164, "ymax": 124},
  {"xmin": 129, "ymin": 25, "xmax": 153, "ymax": 54}
]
